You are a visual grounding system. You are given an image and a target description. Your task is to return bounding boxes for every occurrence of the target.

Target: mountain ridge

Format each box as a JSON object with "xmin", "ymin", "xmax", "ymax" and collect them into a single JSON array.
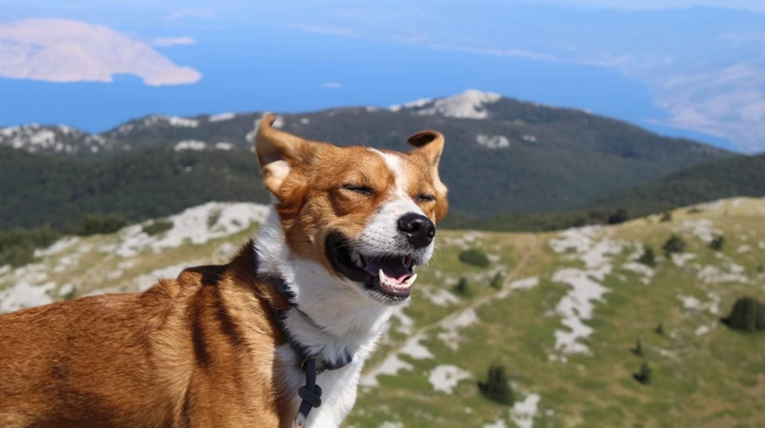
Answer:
[
  {"xmin": 1, "ymin": 90, "xmax": 736, "ymax": 228},
  {"xmin": 0, "ymin": 90, "xmax": 730, "ymax": 158}
]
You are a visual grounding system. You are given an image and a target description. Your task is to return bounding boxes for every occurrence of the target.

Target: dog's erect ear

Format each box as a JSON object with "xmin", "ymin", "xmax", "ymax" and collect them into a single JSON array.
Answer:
[
  {"xmin": 407, "ymin": 130, "xmax": 444, "ymax": 170},
  {"xmin": 254, "ymin": 113, "xmax": 311, "ymax": 196},
  {"xmin": 408, "ymin": 130, "xmax": 447, "ymax": 194}
]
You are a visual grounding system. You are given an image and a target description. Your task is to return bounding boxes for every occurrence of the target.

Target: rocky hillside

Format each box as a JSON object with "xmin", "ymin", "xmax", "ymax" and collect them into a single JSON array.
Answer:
[
  {"xmin": 2, "ymin": 198, "xmax": 763, "ymax": 427},
  {"xmin": 0, "ymin": 90, "xmax": 733, "ymax": 219},
  {"xmin": 0, "ymin": 124, "xmax": 114, "ymax": 156}
]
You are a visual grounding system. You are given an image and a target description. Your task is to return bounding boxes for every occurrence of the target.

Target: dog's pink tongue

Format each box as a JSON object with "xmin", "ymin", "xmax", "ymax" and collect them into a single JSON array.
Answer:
[{"xmin": 365, "ymin": 258, "xmax": 411, "ymax": 284}]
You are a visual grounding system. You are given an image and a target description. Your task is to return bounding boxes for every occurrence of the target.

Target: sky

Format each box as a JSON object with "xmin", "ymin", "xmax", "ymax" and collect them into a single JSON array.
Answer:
[{"xmin": 1, "ymin": 0, "xmax": 765, "ymax": 152}]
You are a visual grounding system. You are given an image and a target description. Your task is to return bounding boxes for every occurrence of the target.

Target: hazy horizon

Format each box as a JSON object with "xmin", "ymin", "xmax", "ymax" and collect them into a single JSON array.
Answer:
[{"xmin": 2, "ymin": 1, "xmax": 764, "ymax": 152}]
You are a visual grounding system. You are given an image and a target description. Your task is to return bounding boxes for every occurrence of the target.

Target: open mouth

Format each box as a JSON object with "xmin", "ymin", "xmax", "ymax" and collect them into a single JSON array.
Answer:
[{"xmin": 326, "ymin": 233, "xmax": 418, "ymax": 303}]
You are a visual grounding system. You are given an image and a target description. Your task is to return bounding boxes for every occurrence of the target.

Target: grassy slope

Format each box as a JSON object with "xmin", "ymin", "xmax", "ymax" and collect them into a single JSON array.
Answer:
[
  {"xmin": 350, "ymin": 199, "xmax": 765, "ymax": 428},
  {"xmin": 1, "ymin": 199, "xmax": 764, "ymax": 427}
]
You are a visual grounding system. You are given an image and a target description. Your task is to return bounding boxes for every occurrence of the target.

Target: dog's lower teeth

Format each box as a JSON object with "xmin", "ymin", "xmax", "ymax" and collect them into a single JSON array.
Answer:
[{"xmin": 377, "ymin": 270, "xmax": 418, "ymax": 291}]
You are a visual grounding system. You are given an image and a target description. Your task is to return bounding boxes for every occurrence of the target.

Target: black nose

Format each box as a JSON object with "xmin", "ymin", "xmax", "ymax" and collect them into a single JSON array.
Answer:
[{"xmin": 397, "ymin": 213, "xmax": 436, "ymax": 248}]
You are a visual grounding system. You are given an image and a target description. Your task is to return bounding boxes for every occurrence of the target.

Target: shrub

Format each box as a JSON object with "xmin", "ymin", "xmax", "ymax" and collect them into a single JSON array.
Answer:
[
  {"xmin": 454, "ymin": 277, "xmax": 471, "ymax": 297},
  {"xmin": 662, "ymin": 235, "xmax": 686, "ymax": 255},
  {"xmin": 459, "ymin": 248, "xmax": 490, "ymax": 268},
  {"xmin": 74, "ymin": 215, "xmax": 129, "ymax": 236},
  {"xmin": 207, "ymin": 209, "xmax": 222, "ymax": 229},
  {"xmin": 637, "ymin": 246, "xmax": 656, "ymax": 267},
  {"xmin": 758, "ymin": 264, "xmax": 764, "ymax": 274},
  {"xmin": 588, "ymin": 211, "xmax": 608, "ymax": 224},
  {"xmin": 659, "ymin": 212, "xmax": 672, "ymax": 222},
  {"xmin": 143, "ymin": 220, "xmax": 174, "ymax": 236},
  {"xmin": 721, "ymin": 297, "xmax": 765, "ymax": 332},
  {"xmin": 709, "ymin": 235, "xmax": 725, "ymax": 251},
  {"xmin": 478, "ymin": 364, "xmax": 514, "ymax": 405},
  {"xmin": 608, "ymin": 208, "xmax": 630, "ymax": 225},
  {"xmin": 631, "ymin": 339, "xmax": 643, "ymax": 356},
  {"xmin": 0, "ymin": 226, "xmax": 61, "ymax": 267},
  {"xmin": 62, "ymin": 287, "xmax": 77, "ymax": 301},
  {"xmin": 490, "ymin": 272, "xmax": 504, "ymax": 289},
  {"xmin": 633, "ymin": 362, "xmax": 652, "ymax": 385},
  {"xmin": 654, "ymin": 323, "xmax": 664, "ymax": 335}
]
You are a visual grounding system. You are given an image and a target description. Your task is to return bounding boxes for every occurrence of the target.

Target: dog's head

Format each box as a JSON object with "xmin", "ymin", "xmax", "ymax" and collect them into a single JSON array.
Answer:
[{"xmin": 255, "ymin": 114, "xmax": 448, "ymax": 305}]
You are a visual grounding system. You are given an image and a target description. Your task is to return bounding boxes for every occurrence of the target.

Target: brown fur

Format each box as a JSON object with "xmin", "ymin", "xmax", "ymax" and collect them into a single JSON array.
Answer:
[
  {"xmin": 256, "ymin": 115, "xmax": 448, "ymax": 271},
  {"xmin": 0, "ymin": 115, "xmax": 447, "ymax": 427},
  {"xmin": 0, "ymin": 244, "xmax": 298, "ymax": 428}
]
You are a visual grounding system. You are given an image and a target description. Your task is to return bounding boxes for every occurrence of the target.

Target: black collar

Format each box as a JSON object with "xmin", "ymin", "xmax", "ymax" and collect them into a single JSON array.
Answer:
[{"xmin": 264, "ymin": 274, "xmax": 354, "ymax": 427}]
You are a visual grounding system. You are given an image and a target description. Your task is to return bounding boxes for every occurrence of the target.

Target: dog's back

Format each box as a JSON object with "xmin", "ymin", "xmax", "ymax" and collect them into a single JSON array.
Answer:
[{"xmin": 0, "ymin": 245, "xmax": 293, "ymax": 428}]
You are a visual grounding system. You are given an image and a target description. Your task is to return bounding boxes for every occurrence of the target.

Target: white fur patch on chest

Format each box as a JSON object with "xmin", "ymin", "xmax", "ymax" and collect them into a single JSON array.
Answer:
[{"xmin": 254, "ymin": 209, "xmax": 395, "ymax": 426}]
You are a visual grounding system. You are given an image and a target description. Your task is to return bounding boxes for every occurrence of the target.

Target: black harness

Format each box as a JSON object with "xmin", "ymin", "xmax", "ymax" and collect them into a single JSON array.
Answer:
[{"xmin": 266, "ymin": 276, "xmax": 354, "ymax": 428}]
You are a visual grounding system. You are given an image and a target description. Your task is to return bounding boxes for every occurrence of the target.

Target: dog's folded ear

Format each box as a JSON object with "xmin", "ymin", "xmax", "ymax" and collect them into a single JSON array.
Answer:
[{"xmin": 254, "ymin": 113, "xmax": 312, "ymax": 197}]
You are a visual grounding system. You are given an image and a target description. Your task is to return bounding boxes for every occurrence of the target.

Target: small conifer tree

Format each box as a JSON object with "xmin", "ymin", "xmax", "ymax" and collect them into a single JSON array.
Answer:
[
  {"xmin": 662, "ymin": 235, "xmax": 686, "ymax": 255},
  {"xmin": 490, "ymin": 272, "xmax": 504, "ymax": 289},
  {"xmin": 633, "ymin": 362, "xmax": 652, "ymax": 385},
  {"xmin": 721, "ymin": 297, "xmax": 765, "ymax": 332},
  {"xmin": 631, "ymin": 339, "xmax": 643, "ymax": 356},
  {"xmin": 637, "ymin": 246, "xmax": 656, "ymax": 267},
  {"xmin": 654, "ymin": 323, "xmax": 664, "ymax": 335},
  {"xmin": 709, "ymin": 235, "xmax": 725, "ymax": 251},
  {"xmin": 608, "ymin": 208, "xmax": 630, "ymax": 225},
  {"xmin": 454, "ymin": 277, "xmax": 471, "ymax": 297},
  {"xmin": 478, "ymin": 364, "xmax": 514, "ymax": 405}
]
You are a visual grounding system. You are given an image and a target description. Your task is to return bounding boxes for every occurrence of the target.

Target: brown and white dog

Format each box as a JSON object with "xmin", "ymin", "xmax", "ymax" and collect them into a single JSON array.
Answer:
[{"xmin": 0, "ymin": 114, "xmax": 448, "ymax": 428}]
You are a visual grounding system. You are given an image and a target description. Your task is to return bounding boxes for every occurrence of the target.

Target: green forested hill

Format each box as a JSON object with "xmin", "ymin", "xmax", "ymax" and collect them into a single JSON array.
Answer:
[
  {"xmin": 0, "ymin": 91, "xmax": 734, "ymax": 228},
  {"xmin": 582, "ymin": 153, "xmax": 765, "ymax": 216},
  {"xmin": 275, "ymin": 106, "xmax": 730, "ymax": 216},
  {"xmin": 0, "ymin": 147, "xmax": 269, "ymax": 230},
  {"xmin": 444, "ymin": 153, "xmax": 765, "ymax": 233}
]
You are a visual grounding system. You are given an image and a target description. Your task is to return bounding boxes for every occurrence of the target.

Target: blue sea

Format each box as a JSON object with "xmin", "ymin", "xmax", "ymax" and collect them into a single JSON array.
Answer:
[{"xmin": 0, "ymin": 24, "xmax": 734, "ymax": 150}]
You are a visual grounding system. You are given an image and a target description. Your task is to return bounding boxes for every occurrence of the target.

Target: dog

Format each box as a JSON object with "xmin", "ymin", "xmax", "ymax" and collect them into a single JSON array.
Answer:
[{"xmin": 0, "ymin": 114, "xmax": 448, "ymax": 428}]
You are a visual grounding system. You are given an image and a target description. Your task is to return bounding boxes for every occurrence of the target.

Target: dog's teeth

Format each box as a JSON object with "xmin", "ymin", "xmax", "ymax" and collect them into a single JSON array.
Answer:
[
  {"xmin": 403, "ymin": 274, "xmax": 418, "ymax": 287},
  {"xmin": 378, "ymin": 268, "xmax": 385, "ymax": 282}
]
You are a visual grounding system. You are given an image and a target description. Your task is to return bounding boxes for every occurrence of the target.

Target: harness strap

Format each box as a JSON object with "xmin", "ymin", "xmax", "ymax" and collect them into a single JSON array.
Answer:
[
  {"xmin": 293, "ymin": 359, "xmax": 322, "ymax": 428},
  {"xmin": 263, "ymin": 275, "xmax": 354, "ymax": 427}
]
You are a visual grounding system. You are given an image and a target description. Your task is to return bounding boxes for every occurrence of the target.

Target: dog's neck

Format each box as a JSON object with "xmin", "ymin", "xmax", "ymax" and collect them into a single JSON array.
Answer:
[{"xmin": 253, "ymin": 209, "xmax": 395, "ymax": 365}]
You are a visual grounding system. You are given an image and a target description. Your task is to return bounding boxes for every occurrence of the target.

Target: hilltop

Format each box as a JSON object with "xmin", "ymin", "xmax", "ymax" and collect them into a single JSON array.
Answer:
[
  {"xmin": 584, "ymin": 153, "xmax": 765, "ymax": 217},
  {"xmin": 0, "ymin": 90, "xmax": 732, "ymax": 227},
  {"xmin": 1, "ymin": 198, "xmax": 763, "ymax": 427},
  {"xmin": 450, "ymin": 151, "xmax": 765, "ymax": 232},
  {"xmin": 0, "ymin": 147, "xmax": 270, "ymax": 230}
]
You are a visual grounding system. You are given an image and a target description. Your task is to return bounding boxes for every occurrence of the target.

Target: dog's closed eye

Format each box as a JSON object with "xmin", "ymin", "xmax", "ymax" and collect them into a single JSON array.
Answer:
[
  {"xmin": 342, "ymin": 184, "xmax": 376, "ymax": 196},
  {"xmin": 416, "ymin": 194, "xmax": 436, "ymax": 203}
]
